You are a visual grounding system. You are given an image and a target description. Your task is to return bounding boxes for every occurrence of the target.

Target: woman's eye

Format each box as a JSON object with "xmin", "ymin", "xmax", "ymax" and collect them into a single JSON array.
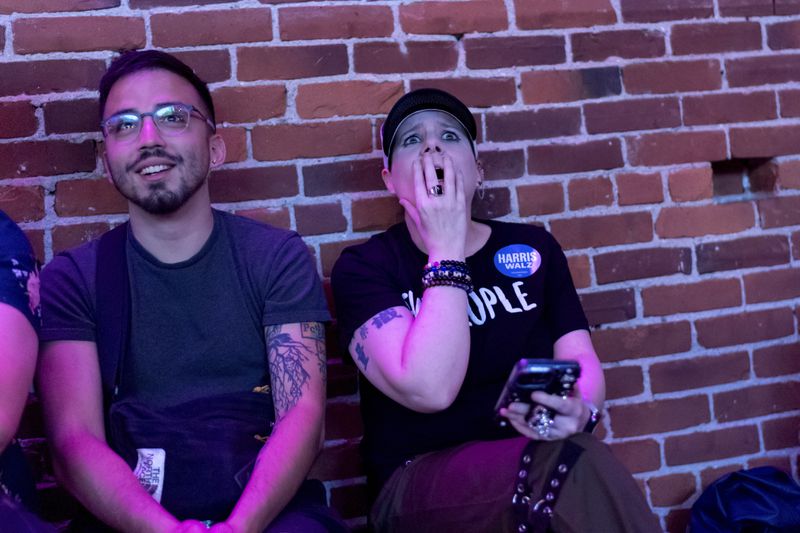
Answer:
[
  {"xmin": 442, "ymin": 131, "xmax": 460, "ymax": 141},
  {"xmin": 402, "ymin": 135, "xmax": 420, "ymax": 146}
]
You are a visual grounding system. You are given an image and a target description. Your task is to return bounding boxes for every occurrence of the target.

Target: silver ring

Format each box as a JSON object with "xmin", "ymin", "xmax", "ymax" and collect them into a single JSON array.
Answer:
[
  {"xmin": 428, "ymin": 184, "xmax": 443, "ymax": 196},
  {"xmin": 527, "ymin": 405, "xmax": 554, "ymax": 437}
]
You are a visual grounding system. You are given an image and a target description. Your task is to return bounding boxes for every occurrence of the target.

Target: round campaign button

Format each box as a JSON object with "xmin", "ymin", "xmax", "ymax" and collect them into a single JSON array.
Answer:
[{"xmin": 493, "ymin": 244, "xmax": 541, "ymax": 278}]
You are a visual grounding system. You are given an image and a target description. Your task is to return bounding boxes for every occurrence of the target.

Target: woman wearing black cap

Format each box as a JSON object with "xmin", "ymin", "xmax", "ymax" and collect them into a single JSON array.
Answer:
[{"xmin": 331, "ymin": 89, "xmax": 658, "ymax": 532}]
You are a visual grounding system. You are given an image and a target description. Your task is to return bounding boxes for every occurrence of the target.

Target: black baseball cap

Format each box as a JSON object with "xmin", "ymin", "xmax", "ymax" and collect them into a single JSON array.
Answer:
[{"xmin": 381, "ymin": 88, "xmax": 477, "ymax": 169}]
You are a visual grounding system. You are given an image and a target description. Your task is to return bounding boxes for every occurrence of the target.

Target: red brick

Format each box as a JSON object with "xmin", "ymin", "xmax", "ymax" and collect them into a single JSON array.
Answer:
[
  {"xmin": 0, "ymin": 0, "xmax": 118, "ymax": 13},
  {"xmin": 528, "ymin": 138, "xmax": 624, "ymax": 176},
  {"xmin": 208, "ymin": 166, "xmax": 298, "ymax": 203},
  {"xmin": 0, "ymin": 101, "xmax": 37, "ymax": 138},
  {"xmin": 486, "ymin": 108, "xmax": 580, "ymax": 142},
  {"xmin": 480, "ymin": 150, "xmax": 525, "ymax": 181},
  {"xmin": 768, "ymin": 20, "xmax": 800, "ymax": 50},
  {"xmin": 238, "ymin": 45, "xmax": 347, "ymax": 81},
  {"xmin": 218, "ymin": 128, "xmax": 246, "ymax": 164},
  {"xmin": 295, "ymin": 203, "xmax": 346, "ymax": 236},
  {"xmin": 717, "ymin": 381, "xmax": 800, "ymax": 423},
  {"xmin": 763, "ymin": 414, "xmax": 800, "ymax": 451},
  {"xmin": 0, "ymin": 141, "xmax": 96, "ymax": 180},
  {"xmin": 648, "ymin": 473, "xmax": 696, "ymax": 507},
  {"xmin": 592, "ymin": 321, "xmax": 692, "ymax": 362},
  {"xmin": 627, "ymin": 130, "xmax": 727, "ymax": 166},
  {"xmin": 550, "ymin": 212, "xmax": 652, "ymax": 250},
  {"xmin": 54, "ymin": 179, "xmax": 126, "ymax": 217},
  {"xmin": 621, "ymin": 0, "xmax": 713, "ymax": 22},
  {"xmin": 718, "ymin": 0, "xmax": 773, "ymax": 16},
  {"xmin": 253, "ymin": 121, "xmax": 371, "ymax": 162},
  {"xmin": 152, "ymin": 10, "xmax": 271, "ymax": 48},
  {"xmin": 517, "ymin": 183, "xmax": 564, "ymax": 217},
  {"xmin": 234, "ymin": 207, "xmax": 290, "ymax": 231},
  {"xmin": 731, "ymin": 125, "xmax": 800, "ymax": 158},
  {"xmin": 655, "ymin": 203, "xmax": 755, "ymax": 238},
  {"xmin": 696, "ymin": 307, "xmax": 795, "ymax": 348},
  {"xmin": 697, "ymin": 235, "xmax": 790, "ymax": 273},
  {"xmin": 684, "ymin": 91, "xmax": 776, "ymax": 126},
  {"xmin": 672, "ymin": 22, "xmax": 761, "ymax": 55},
  {"xmin": 297, "ymin": 82, "xmax": 402, "ymax": 119},
  {"xmin": 304, "ymin": 158, "xmax": 384, "ymax": 197},
  {"xmin": 465, "ymin": 36, "xmax": 565, "ymax": 69},
  {"xmin": 776, "ymin": 0, "xmax": 800, "ymax": 14},
  {"xmin": 567, "ymin": 254, "xmax": 590, "ymax": 289},
  {"xmin": 165, "ymin": 50, "xmax": 229, "ymax": 85},
  {"xmin": 609, "ymin": 439, "xmax": 661, "ymax": 474},
  {"xmin": 744, "ymin": 267, "xmax": 800, "ymax": 304},
  {"xmin": 572, "ymin": 29, "xmax": 665, "ymax": 62},
  {"xmin": 308, "ymin": 441, "xmax": 364, "ymax": 481},
  {"xmin": 668, "ymin": 166, "xmax": 712, "ymax": 201},
  {"xmin": 610, "ymin": 396, "xmax": 710, "ymax": 438},
  {"xmin": 754, "ymin": 342, "xmax": 800, "ymax": 378},
  {"xmin": 773, "ymin": 158, "xmax": 800, "ymax": 189},
  {"xmin": 401, "ymin": 0, "xmax": 507, "ymax": 35},
  {"xmin": 515, "ymin": 0, "xmax": 615, "ymax": 29},
  {"xmin": 352, "ymin": 196, "xmax": 404, "ymax": 232},
  {"xmin": 580, "ymin": 288, "xmax": 635, "ymax": 326},
  {"xmin": 43, "ymin": 99, "xmax": 99, "ymax": 135},
  {"xmin": 650, "ymin": 351, "xmax": 750, "ymax": 394},
  {"xmin": 409, "ymin": 78, "xmax": 516, "ymax": 107},
  {"xmin": 355, "ymin": 41, "xmax": 457, "ymax": 74},
  {"xmin": 281, "ymin": 5, "xmax": 392, "ymax": 40},
  {"xmin": 0, "ymin": 60, "xmax": 105, "ymax": 97},
  {"xmin": 665, "ymin": 426, "xmax": 759, "ymax": 466},
  {"xmin": 324, "ymin": 400, "xmax": 362, "ymax": 441},
  {"xmin": 758, "ymin": 196, "xmax": 800, "ymax": 228},
  {"xmin": 53, "ymin": 222, "xmax": 112, "ymax": 255},
  {"xmin": 794, "ymin": 231, "xmax": 800, "ymax": 260},
  {"xmin": 567, "ymin": 177, "xmax": 613, "ymax": 210},
  {"xmin": 624, "ymin": 59, "xmax": 721, "ymax": 94},
  {"xmin": 0, "ymin": 186, "xmax": 44, "ymax": 222},
  {"xmin": 585, "ymin": 97, "xmax": 680, "ymax": 134},
  {"xmin": 605, "ymin": 365, "xmax": 644, "ymax": 400},
  {"xmin": 321, "ymin": 238, "xmax": 367, "ymax": 278},
  {"xmin": 130, "ymin": 0, "xmax": 228, "ymax": 6},
  {"xmin": 14, "ymin": 16, "xmax": 144, "ymax": 54},
  {"xmin": 727, "ymin": 54, "xmax": 800, "ymax": 87},
  {"xmin": 212, "ymin": 86, "xmax": 285, "ymax": 125},
  {"xmin": 616, "ymin": 172, "xmax": 663, "ymax": 206},
  {"xmin": 643, "ymin": 278, "xmax": 741, "ymax": 317},
  {"xmin": 330, "ymin": 483, "xmax": 368, "ymax": 520},
  {"xmin": 522, "ymin": 67, "xmax": 621, "ymax": 104},
  {"xmin": 595, "ymin": 247, "xmax": 691, "ymax": 285},
  {"xmin": 747, "ymin": 455, "xmax": 793, "ymax": 473}
]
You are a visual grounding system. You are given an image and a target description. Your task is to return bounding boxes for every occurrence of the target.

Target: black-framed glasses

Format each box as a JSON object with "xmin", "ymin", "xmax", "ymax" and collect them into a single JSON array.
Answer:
[{"xmin": 101, "ymin": 103, "xmax": 216, "ymax": 141}]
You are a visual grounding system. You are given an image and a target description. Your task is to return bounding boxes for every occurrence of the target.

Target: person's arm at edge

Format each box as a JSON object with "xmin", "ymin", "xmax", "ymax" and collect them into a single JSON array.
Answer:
[
  {"xmin": 224, "ymin": 321, "xmax": 326, "ymax": 533},
  {"xmin": 37, "ymin": 340, "xmax": 180, "ymax": 532},
  {"xmin": 0, "ymin": 304, "xmax": 38, "ymax": 454},
  {"xmin": 553, "ymin": 329, "xmax": 606, "ymax": 426}
]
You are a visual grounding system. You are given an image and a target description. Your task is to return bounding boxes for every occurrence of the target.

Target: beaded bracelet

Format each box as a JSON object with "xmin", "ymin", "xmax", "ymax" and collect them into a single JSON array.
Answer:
[{"xmin": 422, "ymin": 260, "xmax": 473, "ymax": 293}]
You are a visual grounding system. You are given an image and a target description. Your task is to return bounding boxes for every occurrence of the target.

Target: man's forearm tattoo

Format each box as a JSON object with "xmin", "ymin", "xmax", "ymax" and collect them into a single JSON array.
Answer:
[
  {"xmin": 266, "ymin": 324, "xmax": 313, "ymax": 419},
  {"xmin": 301, "ymin": 321, "xmax": 327, "ymax": 382}
]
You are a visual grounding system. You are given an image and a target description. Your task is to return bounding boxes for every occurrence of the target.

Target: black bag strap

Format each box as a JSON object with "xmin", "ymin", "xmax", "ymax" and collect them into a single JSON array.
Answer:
[{"xmin": 95, "ymin": 222, "xmax": 131, "ymax": 403}]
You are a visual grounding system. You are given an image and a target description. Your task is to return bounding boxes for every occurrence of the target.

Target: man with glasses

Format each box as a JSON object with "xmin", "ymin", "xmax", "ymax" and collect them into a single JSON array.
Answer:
[{"xmin": 38, "ymin": 50, "xmax": 345, "ymax": 532}]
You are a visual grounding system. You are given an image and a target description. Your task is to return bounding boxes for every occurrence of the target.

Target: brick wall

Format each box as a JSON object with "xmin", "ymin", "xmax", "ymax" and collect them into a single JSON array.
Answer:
[{"xmin": 3, "ymin": 1, "xmax": 799, "ymax": 531}]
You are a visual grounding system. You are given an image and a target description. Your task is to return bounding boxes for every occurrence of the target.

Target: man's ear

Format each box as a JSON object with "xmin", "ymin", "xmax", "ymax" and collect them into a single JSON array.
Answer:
[
  {"xmin": 381, "ymin": 167, "xmax": 395, "ymax": 194},
  {"xmin": 209, "ymin": 133, "xmax": 226, "ymax": 169}
]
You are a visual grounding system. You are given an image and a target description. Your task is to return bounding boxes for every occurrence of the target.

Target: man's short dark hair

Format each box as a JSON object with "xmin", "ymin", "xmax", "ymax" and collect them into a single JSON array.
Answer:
[{"xmin": 98, "ymin": 49, "xmax": 216, "ymax": 125}]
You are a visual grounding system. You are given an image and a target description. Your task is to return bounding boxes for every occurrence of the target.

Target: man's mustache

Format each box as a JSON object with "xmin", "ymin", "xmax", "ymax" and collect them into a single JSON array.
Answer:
[{"xmin": 126, "ymin": 148, "xmax": 183, "ymax": 172}]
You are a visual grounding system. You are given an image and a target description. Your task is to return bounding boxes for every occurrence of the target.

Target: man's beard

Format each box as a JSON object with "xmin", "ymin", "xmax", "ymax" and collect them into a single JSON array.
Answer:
[{"xmin": 111, "ymin": 148, "xmax": 208, "ymax": 215}]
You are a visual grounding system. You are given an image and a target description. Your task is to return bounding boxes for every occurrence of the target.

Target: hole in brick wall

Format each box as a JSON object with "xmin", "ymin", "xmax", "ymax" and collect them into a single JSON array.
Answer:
[{"xmin": 711, "ymin": 158, "xmax": 777, "ymax": 199}]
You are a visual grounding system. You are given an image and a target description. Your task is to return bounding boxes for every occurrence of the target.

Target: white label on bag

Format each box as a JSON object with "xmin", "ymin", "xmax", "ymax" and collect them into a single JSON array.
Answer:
[{"xmin": 134, "ymin": 448, "xmax": 166, "ymax": 502}]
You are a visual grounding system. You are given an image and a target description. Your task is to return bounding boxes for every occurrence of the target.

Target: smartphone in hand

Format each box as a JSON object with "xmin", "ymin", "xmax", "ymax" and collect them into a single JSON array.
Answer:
[{"xmin": 494, "ymin": 359, "xmax": 580, "ymax": 426}]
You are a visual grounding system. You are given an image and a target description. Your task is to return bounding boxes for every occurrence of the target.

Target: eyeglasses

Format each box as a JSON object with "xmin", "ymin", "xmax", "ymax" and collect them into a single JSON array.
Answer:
[{"xmin": 101, "ymin": 103, "xmax": 216, "ymax": 141}]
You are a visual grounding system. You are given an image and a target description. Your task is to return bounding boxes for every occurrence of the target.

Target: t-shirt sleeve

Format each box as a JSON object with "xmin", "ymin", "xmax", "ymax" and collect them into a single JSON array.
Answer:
[
  {"xmin": 0, "ymin": 215, "xmax": 40, "ymax": 334},
  {"xmin": 542, "ymin": 232, "xmax": 589, "ymax": 340},
  {"xmin": 261, "ymin": 233, "xmax": 331, "ymax": 326},
  {"xmin": 331, "ymin": 241, "xmax": 408, "ymax": 353},
  {"xmin": 39, "ymin": 250, "xmax": 97, "ymax": 343}
]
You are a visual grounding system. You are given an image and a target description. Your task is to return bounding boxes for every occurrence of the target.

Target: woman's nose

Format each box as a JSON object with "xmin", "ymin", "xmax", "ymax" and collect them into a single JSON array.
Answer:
[{"xmin": 423, "ymin": 144, "xmax": 442, "ymax": 153}]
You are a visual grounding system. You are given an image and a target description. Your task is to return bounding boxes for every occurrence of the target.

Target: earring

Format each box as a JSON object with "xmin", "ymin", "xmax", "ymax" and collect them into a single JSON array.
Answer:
[
  {"xmin": 476, "ymin": 158, "xmax": 486, "ymax": 200},
  {"xmin": 477, "ymin": 180, "xmax": 485, "ymax": 200}
]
